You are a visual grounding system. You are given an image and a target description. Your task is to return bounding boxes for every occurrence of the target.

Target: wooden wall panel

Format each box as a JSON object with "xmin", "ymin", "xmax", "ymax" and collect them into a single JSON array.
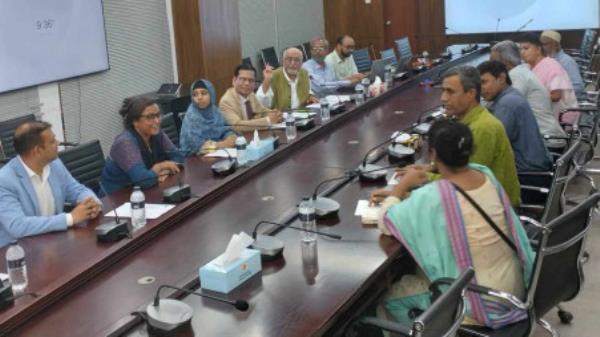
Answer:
[
  {"xmin": 172, "ymin": 0, "xmax": 204, "ymax": 93},
  {"xmin": 383, "ymin": 0, "xmax": 417, "ymax": 52}
]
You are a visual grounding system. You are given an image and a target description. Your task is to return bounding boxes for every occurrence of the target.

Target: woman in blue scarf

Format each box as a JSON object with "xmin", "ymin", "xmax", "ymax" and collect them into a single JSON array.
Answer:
[{"xmin": 180, "ymin": 79, "xmax": 236, "ymax": 156}]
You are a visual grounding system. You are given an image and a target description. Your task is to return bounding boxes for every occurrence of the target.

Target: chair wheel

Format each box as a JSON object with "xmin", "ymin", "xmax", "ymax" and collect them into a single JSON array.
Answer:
[{"xmin": 558, "ymin": 310, "xmax": 574, "ymax": 324}]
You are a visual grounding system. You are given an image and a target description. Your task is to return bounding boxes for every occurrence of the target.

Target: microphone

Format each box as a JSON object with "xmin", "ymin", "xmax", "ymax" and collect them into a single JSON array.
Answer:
[
  {"xmin": 492, "ymin": 18, "xmax": 502, "ymax": 45},
  {"xmin": 153, "ymin": 284, "xmax": 249, "ymax": 311},
  {"xmin": 211, "ymin": 147, "xmax": 237, "ymax": 176},
  {"xmin": 515, "ymin": 18, "xmax": 534, "ymax": 33},
  {"xmin": 96, "ymin": 181, "xmax": 132, "ymax": 242},
  {"xmin": 251, "ymin": 220, "xmax": 341, "ymax": 258}
]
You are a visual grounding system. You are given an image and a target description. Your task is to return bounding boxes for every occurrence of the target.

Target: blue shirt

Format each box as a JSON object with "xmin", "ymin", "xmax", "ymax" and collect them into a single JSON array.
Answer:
[
  {"xmin": 487, "ymin": 86, "xmax": 553, "ymax": 172},
  {"xmin": 302, "ymin": 59, "xmax": 351, "ymax": 97},
  {"xmin": 554, "ymin": 50, "xmax": 584, "ymax": 97}
]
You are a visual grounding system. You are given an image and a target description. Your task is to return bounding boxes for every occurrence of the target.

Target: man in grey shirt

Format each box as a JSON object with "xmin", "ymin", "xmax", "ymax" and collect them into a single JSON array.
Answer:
[
  {"xmin": 478, "ymin": 60, "xmax": 552, "ymax": 173},
  {"xmin": 491, "ymin": 40, "xmax": 566, "ymax": 150},
  {"xmin": 540, "ymin": 30, "xmax": 585, "ymax": 98}
]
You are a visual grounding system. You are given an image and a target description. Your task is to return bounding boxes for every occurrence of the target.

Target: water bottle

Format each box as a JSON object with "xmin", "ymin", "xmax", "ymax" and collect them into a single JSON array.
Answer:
[
  {"xmin": 284, "ymin": 112, "xmax": 297, "ymax": 141},
  {"xmin": 130, "ymin": 186, "xmax": 146, "ymax": 229},
  {"xmin": 235, "ymin": 136, "xmax": 248, "ymax": 166},
  {"xmin": 384, "ymin": 64, "xmax": 393, "ymax": 90},
  {"xmin": 361, "ymin": 78, "xmax": 371, "ymax": 99},
  {"xmin": 6, "ymin": 241, "xmax": 27, "ymax": 294},
  {"xmin": 320, "ymin": 100, "xmax": 330, "ymax": 122},
  {"xmin": 298, "ymin": 197, "xmax": 317, "ymax": 242},
  {"xmin": 354, "ymin": 84, "xmax": 365, "ymax": 105}
]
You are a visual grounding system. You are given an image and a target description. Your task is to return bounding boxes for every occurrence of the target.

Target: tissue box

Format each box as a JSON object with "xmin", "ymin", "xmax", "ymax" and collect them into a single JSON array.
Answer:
[
  {"xmin": 199, "ymin": 248, "xmax": 262, "ymax": 293},
  {"xmin": 245, "ymin": 138, "xmax": 275, "ymax": 162}
]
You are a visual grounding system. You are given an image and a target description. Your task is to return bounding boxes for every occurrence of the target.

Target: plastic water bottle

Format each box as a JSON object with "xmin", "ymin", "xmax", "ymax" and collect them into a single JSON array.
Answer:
[
  {"xmin": 6, "ymin": 241, "xmax": 27, "ymax": 294},
  {"xmin": 361, "ymin": 78, "xmax": 371, "ymax": 99},
  {"xmin": 320, "ymin": 100, "xmax": 330, "ymax": 122},
  {"xmin": 130, "ymin": 186, "xmax": 146, "ymax": 229},
  {"xmin": 235, "ymin": 136, "xmax": 248, "ymax": 166},
  {"xmin": 384, "ymin": 64, "xmax": 393, "ymax": 90},
  {"xmin": 284, "ymin": 112, "xmax": 297, "ymax": 141},
  {"xmin": 299, "ymin": 197, "xmax": 317, "ymax": 242},
  {"xmin": 354, "ymin": 84, "xmax": 365, "ymax": 105}
]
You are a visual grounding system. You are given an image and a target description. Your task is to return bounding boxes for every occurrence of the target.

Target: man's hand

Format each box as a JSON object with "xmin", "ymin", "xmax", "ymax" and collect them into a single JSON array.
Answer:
[
  {"xmin": 349, "ymin": 73, "xmax": 367, "ymax": 84},
  {"xmin": 70, "ymin": 197, "xmax": 101, "ymax": 224},
  {"xmin": 261, "ymin": 64, "xmax": 274, "ymax": 94},
  {"xmin": 307, "ymin": 95, "xmax": 319, "ymax": 104},
  {"xmin": 267, "ymin": 110, "xmax": 283, "ymax": 123}
]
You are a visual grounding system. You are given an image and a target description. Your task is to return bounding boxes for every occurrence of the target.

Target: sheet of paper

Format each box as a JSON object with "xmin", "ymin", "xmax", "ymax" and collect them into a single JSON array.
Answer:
[
  {"xmin": 354, "ymin": 199, "xmax": 380, "ymax": 216},
  {"xmin": 270, "ymin": 122, "xmax": 286, "ymax": 129},
  {"xmin": 291, "ymin": 111, "xmax": 316, "ymax": 119},
  {"xmin": 104, "ymin": 203, "xmax": 176, "ymax": 219},
  {"xmin": 204, "ymin": 148, "xmax": 237, "ymax": 158}
]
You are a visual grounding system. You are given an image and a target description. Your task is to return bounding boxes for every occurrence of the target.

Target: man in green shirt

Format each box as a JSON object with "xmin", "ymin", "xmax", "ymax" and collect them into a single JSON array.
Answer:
[
  {"xmin": 441, "ymin": 65, "xmax": 521, "ymax": 205},
  {"xmin": 324, "ymin": 35, "xmax": 366, "ymax": 82}
]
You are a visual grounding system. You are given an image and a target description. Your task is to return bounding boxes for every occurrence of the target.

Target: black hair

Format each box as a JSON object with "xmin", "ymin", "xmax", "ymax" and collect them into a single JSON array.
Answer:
[
  {"xmin": 427, "ymin": 119, "xmax": 474, "ymax": 168},
  {"xmin": 517, "ymin": 32, "xmax": 542, "ymax": 48},
  {"xmin": 13, "ymin": 121, "xmax": 52, "ymax": 155},
  {"xmin": 119, "ymin": 95, "xmax": 158, "ymax": 130},
  {"xmin": 234, "ymin": 63, "xmax": 256, "ymax": 77},
  {"xmin": 477, "ymin": 60, "xmax": 513, "ymax": 86},
  {"xmin": 442, "ymin": 65, "xmax": 481, "ymax": 102}
]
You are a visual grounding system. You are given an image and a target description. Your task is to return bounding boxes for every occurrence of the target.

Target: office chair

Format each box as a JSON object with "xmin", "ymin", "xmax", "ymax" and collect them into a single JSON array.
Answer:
[
  {"xmin": 380, "ymin": 48, "xmax": 398, "ymax": 68},
  {"xmin": 242, "ymin": 57, "xmax": 252, "ymax": 66},
  {"xmin": 296, "ymin": 45, "xmax": 308, "ymax": 61},
  {"xmin": 58, "ymin": 140, "xmax": 105, "ymax": 195},
  {"xmin": 260, "ymin": 46, "xmax": 280, "ymax": 69},
  {"xmin": 395, "ymin": 37, "xmax": 414, "ymax": 71},
  {"xmin": 303, "ymin": 41, "xmax": 312, "ymax": 60},
  {"xmin": 352, "ymin": 48, "xmax": 372, "ymax": 73},
  {"xmin": 168, "ymin": 95, "xmax": 191, "ymax": 132},
  {"xmin": 160, "ymin": 113, "xmax": 179, "ymax": 147},
  {"xmin": 0, "ymin": 114, "xmax": 37, "ymax": 161},
  {"xmin": 357, "ymin": 268, "xmax": 474, "ymax": 337}
]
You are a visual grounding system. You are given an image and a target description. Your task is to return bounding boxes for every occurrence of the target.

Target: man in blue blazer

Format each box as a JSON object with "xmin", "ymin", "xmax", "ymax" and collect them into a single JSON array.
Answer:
[{"xmin": 0, "ymin": 121, "xmax": 101, "ymax": 247}]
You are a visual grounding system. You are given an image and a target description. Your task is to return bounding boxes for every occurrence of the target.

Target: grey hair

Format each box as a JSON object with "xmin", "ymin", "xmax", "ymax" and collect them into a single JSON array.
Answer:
[
  {"xmin": 442, "ymin": 65, "xmax": 481, "ymax": 101},
  {"xmin": 282, "ymin": 47, "xmax": 303, "ymax": 62},
  {"xmin": 310, "ymin": 37, "xmax": 329, "ymax": 49},
  {"xmin": 491, "ymin": 40, "xmax": 522, "ymax": 67}
]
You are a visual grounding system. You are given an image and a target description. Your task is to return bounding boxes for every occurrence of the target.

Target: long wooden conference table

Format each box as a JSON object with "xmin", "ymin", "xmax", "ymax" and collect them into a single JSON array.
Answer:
[{"xmin": 0, "ymin": 47, "xmax": 489, "ymax": 337}]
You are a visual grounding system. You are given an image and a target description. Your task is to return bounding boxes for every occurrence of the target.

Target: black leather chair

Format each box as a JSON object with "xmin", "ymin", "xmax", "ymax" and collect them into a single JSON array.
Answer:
[
  {"xmin": 168, "ymin": 95, "xmax": 191, "ymax": 132},
  {"xmin": 260, "ymin": 46, "xmax": 280, "ymax": 69},
  {"xmin": 0, "ymin": 114, "xmax": 37, "ymax": 161},
  {"xmin": 352, "ymin": 48, "xmax": 372, "ymax": 73},
  {"xmin": 160, "ymin": 112, "xmax": 179, "ymax": 147},
  {"xmin": 303, "ymin": 41, "xmax": 312, "ymax": 60},
  {"xmin": 296, "ymin": 44, "xmax": 308, "ymax": 61},
  {"xmin": 58, "ymin": 140, "xmax": 105, "ymax": 195},
  {"xmin": 242, "ymin": 57, "xmax": 252, "ymax": 66},
  {"xmin": 357, "ymin": 268, "xmax": 474, "ymax": 337}
]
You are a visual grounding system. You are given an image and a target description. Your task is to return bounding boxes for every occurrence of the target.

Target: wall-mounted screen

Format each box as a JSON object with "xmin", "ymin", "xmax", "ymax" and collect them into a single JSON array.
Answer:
[
  {"xmin": 445, "ymin": 0, "xmax": 600, "ymax": 35},
  {"xmin": 0, "ymin": 0, "xmax": 109, "ymax": 93}
]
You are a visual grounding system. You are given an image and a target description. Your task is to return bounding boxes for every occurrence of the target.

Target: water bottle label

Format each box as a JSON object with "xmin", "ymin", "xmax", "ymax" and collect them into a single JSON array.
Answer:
[
  {"xmin": 8, "ymin": 258, "xmax": 25, "ymax": 269},
  {"xmin": 299, "ymin": 212, "xmax": 315, "ymax": 222},
  {"xmin": 131, "ymin": 201, "xmax": 145, "ymax": 209},
  {"xmin": 236, "ymin": 144, "xmax": 246, "ymax": 150},
  {"xmin": 286, "ymin": 121, "xmax": 294, "ymax": 126}
]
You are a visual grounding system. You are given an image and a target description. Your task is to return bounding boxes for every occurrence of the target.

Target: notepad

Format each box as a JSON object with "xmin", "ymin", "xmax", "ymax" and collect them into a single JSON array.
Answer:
[
  {"xmin": 354, "ymin": 200, "xmax": 381, "ymax": 225},
  {"xmin": 204, "ymin": 148, "xmax": 237, "ymax": 158},
  {"xmin": 104, "ymin": 203, "xmax": 175, "ymax": 219}
]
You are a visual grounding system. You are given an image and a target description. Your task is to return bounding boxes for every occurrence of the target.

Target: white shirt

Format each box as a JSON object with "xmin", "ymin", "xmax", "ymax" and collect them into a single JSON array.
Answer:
[
  {"xmin": 18, "ymin": 157, "xmax": 73, "ymax": 226},
  {"xmin": 256, "ymin": 70, "xmax": 301, "ymax": 109}
]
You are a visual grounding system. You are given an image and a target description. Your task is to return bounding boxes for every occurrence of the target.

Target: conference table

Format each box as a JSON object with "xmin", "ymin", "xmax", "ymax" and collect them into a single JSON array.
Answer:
[{"xmin": 0, "ymin": 46, "xmax": 489, "ymax": 337}]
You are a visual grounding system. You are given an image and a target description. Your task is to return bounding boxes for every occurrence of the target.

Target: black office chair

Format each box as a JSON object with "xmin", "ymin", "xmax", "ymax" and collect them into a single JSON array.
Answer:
[
  {"xmin": 303, "ymin": 41, "xmax": 312, "ymax": 60},
  {"xmin": 380, "ymin": 48, "xmax": 398, "ymax": 68},
  {"xmin": 242, "ymin": 57, "xmax": 252, "ymax": 66},
  {"xmin": 58, "ymin": 140, "xmax": 105, "ymax": 195},
  {"xmin": 0, "ymin": 114, "xmax": 37, "ymax": 161},
  {"xmin": 352, "ymin": 48, "xmax": 372, "ymax": 73},
  {"xmin": 260, "ymin": 46, "xmax": 280, "ymax": 69},
  {"xmin": 357, "ymin": 268, "xmax": 474, "ymax": 337},
  {"xmin": 160, "ymin": 113, "xmax": 179, "ymax": 147},
  {"xmin": 296, "ymin": 45, "xmax": 308, "ymax": 61},
  {"xmin": 453, "ymin": 193, "xmax": 600, "ymax": 337},
  {"xmin": 168, "ymin": 95, "xmax": 191, "ymax": 132}
]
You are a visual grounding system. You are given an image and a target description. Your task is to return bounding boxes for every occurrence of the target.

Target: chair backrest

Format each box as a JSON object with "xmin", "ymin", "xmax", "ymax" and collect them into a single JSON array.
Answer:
[
  {"xmin": 58, "ymin": 140, "xmax": 105, "ymax": 194},
  {"xmin": 0, "ymin": 114, "xmax": 37, "ymax": 159},
  {"xmin": 303, "ymin": 41, "xmax": 312, "ymax": 60},
  {"xmin": 380, "ymin": 48, "xmax": 398, "ymax": 67},
  {"xmin": 260, "ymin": 46, "xmax": 280, "ymax": 69},
  {"xmin": 395, "ymin": 37, "xmax": 414, "ymax": 71},
  {"xmin": 352, "ymin": 48, "xmax": 372, "ymax": 73},
  {"xmin": 160, "ymin": 112, "xmax": 179, "ymax": 147},
  {"xmin": 580, "ymin": 29, "xmax": 598, "ymax": 57},
  {"xmin": 415, "ymin": 268, "xmax": 474, "ymax": 337},
  {"xmin": 296, "ymin": 44, "xmax": 308, "ymax": 61},
  {"xmin": 529, "ymin": 193, "xmax": 600, "ymax": 318},
  {"xmin": 541, "ymin": 138, "xmax": 582, "ymax": 223},
  {"xmin": 241, "ymin": 57, "xmax": 252, "ymax": 67}
]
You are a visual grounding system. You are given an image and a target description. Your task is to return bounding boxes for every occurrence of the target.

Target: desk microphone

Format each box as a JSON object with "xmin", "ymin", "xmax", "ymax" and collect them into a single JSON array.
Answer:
[
  {"xmin": 153, "ymin": 284, "xmax": 249, "ymax": 311},
  {"xmin": 251, "ymin": 220, "xmax": 341, "ymax": 258},
  {"xmin": 211, "ymin": 147, "xmax": 237, "ymax": 176},
  {"xmin": 492, "ymin": 17, "xmax": 502, "ymax": 45},
  {"xmin": 160, "ymin": 148, "xmax": 191, "ymax": 204},
  {"xmin": 96, "ymin": 181, "xmax": 132, "ymax": 242}
]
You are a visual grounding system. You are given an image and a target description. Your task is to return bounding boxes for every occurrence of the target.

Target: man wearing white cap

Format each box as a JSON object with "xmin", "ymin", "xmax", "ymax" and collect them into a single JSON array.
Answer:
[{"xmin": 540, "ymin": 30, "xmax": 584, "ymax": 97}]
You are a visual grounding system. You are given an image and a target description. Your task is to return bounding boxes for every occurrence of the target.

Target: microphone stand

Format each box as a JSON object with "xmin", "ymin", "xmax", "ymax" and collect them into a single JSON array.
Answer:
[{"xmin": 153, "ymin": 284, "xmax": 249, "ymax": 311}]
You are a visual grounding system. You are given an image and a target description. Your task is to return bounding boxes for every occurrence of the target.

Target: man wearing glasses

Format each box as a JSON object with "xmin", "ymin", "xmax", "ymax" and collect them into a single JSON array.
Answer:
[
  {"xmin": 325, "ymin": 35, "xmax": 367, "ymax": 82},
  {"xmin": 219, "ymin": 63, "xmax": 283, "ymax": 133},
  {"xmin": 302, "ymin": 37, "xmax": 354, "ymax": 97}
]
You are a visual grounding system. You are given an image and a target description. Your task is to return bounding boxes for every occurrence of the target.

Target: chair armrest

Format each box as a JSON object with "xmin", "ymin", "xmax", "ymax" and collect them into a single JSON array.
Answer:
[
  {"xmin": 519, "ymin": 215, "xmax": 545, "ymax": 230},
  {"xmin": 517, "ymin": 171, "xmax": 553, "ymax": 177},
  {"xmin": 431, "ymin": 278, "xmax": 528, "ymax": 310},
  {"xmin": 520, "ymin": 185, "xmax": 550, "ymax": 193},
  {"xmin": 568, "ymin": 107, "xmax": 599, "ymax": 112},
  {"xmin": 359, "ymin": 317, "xmax": 411, "ymax": 336},
  {"xmin": 544, "ymin": 134, "xmax": 571, "ymax": 141}
]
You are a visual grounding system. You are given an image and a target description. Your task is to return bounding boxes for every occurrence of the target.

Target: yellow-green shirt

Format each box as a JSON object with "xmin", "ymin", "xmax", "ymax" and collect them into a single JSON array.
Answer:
[{"xmin": 460, "ymin": 105, "xmax": 521, "ymax": 206}]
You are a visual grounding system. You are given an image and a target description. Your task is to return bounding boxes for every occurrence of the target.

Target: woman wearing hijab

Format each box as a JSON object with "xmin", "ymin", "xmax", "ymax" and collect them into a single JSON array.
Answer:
[
  {"xmin": 180, "ymin": 79, "xmax": 236, "ymax": 156},
  {"xmin": 101, "ymin": 96, "xmax": 184, "ymax": 194}
]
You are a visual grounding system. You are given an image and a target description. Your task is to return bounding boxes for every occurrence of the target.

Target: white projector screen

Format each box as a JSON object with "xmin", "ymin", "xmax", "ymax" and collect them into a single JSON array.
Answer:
[
  {"xmin": 445, "ymin": 0, "xmax": 600, "ymax": 35},
  {"xmin": 0, "ymin": 0, "xmax": 109, "ymax": 94}
]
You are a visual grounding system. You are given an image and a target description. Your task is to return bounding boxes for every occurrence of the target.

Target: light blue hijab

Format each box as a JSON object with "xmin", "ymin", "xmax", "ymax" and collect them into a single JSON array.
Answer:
[{"xmin": 179, "ymin": 79, "xmax": 234, "ymax": 156}]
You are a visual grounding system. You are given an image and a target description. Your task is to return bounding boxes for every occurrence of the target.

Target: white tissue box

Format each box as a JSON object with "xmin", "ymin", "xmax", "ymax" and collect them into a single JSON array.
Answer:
[
  {"xmin": 245, "ymin": 138, "xmax": 275, "ymax": 162},
  {"xmin": 199, "ymin": 248, "xmax": 262, "ymax": 293}
]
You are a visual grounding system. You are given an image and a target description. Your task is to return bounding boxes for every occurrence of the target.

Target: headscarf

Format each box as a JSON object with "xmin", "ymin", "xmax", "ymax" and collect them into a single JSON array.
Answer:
[{"xmin": 179, "ymin": 79, "xmax": 234, "ymax": 156}]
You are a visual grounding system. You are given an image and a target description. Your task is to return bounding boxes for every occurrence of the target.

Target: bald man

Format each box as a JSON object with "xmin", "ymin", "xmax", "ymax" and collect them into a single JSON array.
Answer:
[
  {"xmin": 325, "ymin": 35, "xmax": 367, "ymax": 82},
  {"xmin": 256, "ymin": 47, "xmax": 318, "ymax": 110},
  {"xmin": 0, "ymin": 121, "xmax": 101, "ymax": 247}
]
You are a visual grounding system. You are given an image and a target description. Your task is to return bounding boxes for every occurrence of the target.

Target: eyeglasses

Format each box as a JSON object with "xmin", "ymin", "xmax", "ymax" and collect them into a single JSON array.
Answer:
[
  {"xmin": 236, "ymin": 77, "xmax": 256, "ymax": 84},
  {"xmin": 284, "ymin": 57, "xmax": 302, "ymax": 64},
  {"xmin": 312, "ymin": 47, "xmax": 327, "ymax": 52},
  {"xmin": 140, "ymin": 113, "xmax": 161, "ymax": 121}
]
